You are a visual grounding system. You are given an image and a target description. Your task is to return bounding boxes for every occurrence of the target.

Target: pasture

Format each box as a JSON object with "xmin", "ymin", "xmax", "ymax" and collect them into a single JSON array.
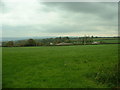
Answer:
[
  {"xmin": 2, "ymin": 44, "xmax": 118, "ymax": 88},
  {"xmin": 0, "ymin": 47, "xmax": 2, "ymax": 89}
]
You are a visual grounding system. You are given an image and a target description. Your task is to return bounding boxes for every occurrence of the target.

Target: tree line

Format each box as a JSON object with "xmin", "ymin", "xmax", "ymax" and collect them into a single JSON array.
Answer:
[{"xmin": 2, "ymin": 36, "xmax": 101, "ymax": 47}]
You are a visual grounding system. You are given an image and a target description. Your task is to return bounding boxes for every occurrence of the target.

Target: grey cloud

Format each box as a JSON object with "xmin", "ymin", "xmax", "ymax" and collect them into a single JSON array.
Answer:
[
  {"xmin": 39, "ymin": 23, "xmax": 114, "ymax": 34},
  {"xmin": 0, "ymin": 1, "xmax": 10, "ymax": 13},
  {"xmin": 2, "ymin": 1, "xmax": 118, "ymax": 37},
  {"xmin": 41, "ymin": 2, "xmax": 117, "ymax": 20},
  {"xmin": 0, "ymin": 1, "xmax": 4, "ymax": 13},
  {"xmin": 2, "ymin": 24, "xmax": 103, "ymax": 35}
]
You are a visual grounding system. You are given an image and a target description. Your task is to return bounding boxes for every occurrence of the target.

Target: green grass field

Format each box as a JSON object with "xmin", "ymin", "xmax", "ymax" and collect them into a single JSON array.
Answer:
[
  {"xmin": 2, "ymin": 44, "xmax": 118, "ymax": 88},
  {"xmin": 93, "ymin": 38, "xmax": 119, "ymax": 43},
  {"xmin": 0, "ymin": 47, "xmax": 2, "ymax": 89}
]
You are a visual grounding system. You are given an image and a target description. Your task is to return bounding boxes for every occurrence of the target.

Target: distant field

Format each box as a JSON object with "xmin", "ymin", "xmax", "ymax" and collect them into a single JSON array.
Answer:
[
  {"xmin": 3, "ymin": 44, "xmax": 119, "ymax": 88},
  {"xmin": 93, "ymin": 38, "xmax": 119, "ymax": 43}
]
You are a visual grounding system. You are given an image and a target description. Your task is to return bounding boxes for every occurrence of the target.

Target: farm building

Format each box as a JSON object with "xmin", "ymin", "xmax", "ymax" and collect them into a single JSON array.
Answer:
[
  {"xmin": 56, "ymin": 42, "xmax": 73, "ymax": 46},
  {"xmin": 92, "ymin": 41, "xmax": 100, "ymax": 44},
  {"xmin": 50, "ymin": 43, "xmax": 53, "ymax": 45}
]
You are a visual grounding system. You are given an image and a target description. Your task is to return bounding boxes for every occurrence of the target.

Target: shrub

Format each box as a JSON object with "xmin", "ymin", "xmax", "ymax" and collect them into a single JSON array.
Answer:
[{"xmin": 94, "ymin": 64, "xmax": 119, "ymax": 87}]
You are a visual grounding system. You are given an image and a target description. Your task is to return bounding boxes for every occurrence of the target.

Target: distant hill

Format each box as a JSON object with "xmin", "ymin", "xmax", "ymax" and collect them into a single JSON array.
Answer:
[{"xmin": 2, "ymin": 36, "xmax": 56, "ymax": 41}]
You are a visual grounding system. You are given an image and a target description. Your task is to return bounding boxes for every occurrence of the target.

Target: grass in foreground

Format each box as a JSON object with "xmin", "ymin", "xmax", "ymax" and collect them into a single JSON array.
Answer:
[{"xmin": 3, "ymin": 44, "xmax": 118, "ymax": 88}]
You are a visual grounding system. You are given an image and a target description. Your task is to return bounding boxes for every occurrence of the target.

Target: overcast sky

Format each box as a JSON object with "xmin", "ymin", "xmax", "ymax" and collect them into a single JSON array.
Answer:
[{"xmin": 0, "ymin": 0, "xmax": 118, "ymax": 38}]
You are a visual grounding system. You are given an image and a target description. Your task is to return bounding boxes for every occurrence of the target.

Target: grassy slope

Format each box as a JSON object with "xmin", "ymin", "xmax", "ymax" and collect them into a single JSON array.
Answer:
[
  {"xmin": 3, "ymin": 44, "xmax": 118, "ymax": 88},
  {"xmin": 0, "ymin": 47, "xmax": 2, "ymax": 89}
]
